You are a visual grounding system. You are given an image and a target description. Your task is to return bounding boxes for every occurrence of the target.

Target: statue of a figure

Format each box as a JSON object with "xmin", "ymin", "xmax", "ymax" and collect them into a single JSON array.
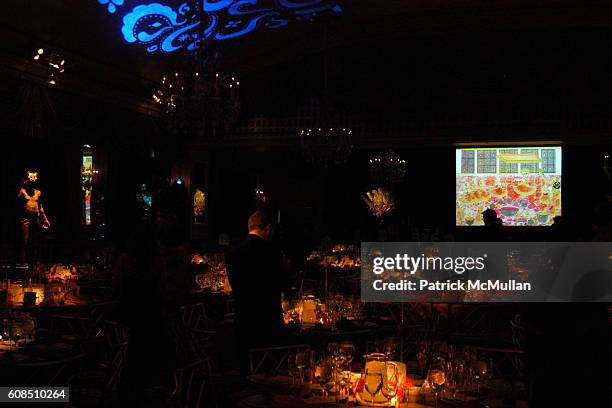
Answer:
[{"xmin": 17, "ymin": 169, "xmax": 50, "ymax": 265}]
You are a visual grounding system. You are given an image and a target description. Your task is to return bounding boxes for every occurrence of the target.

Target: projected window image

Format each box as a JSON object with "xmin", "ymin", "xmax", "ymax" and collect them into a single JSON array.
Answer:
[{"xmin": 456, "ymin": 146, "xmax": 562, "ymax": 226}]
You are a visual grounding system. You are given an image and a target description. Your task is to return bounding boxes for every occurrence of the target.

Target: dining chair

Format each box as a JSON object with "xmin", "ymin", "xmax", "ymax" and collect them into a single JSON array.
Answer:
[
  {"xmin": 179, "ymin": 302, "xmax": 214, "ymax": 335},
  {"xmin": 172, "ymin": 357, "xmax": 217, "ymax": 408},
  {"xmin": 248, "ymin": 343, "xmax": 311, "ymax": 376},
  {"xmin": 72, "ymin": 320, "xmax": 129, "ymax": 408},
  {"xmin": 49, "ymin": 313, "xmax": 95, "ymax": 344},
  {"xmin": 14, "ymin": 353, "xmax": 86, "ymax": 408}
]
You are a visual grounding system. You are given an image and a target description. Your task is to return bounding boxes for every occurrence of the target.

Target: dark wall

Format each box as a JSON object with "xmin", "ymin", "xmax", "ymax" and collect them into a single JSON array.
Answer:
[
  {"xmin": 0, "ymin": 77, "xmax": 169, "ymax": 260},
  {"xmin": 206, "ymin": 145, "xmax": 612, "ymax": 248}
]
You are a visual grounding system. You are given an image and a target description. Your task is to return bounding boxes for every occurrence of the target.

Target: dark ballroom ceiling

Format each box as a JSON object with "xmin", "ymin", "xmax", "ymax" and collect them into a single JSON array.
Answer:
[
  {"xmin": 4, "ymin": 1, "xmax": 612, "ymax": 81},
  {"xmin": 3, "ymin": 0, "xmax": 612, "ymax": 145}
]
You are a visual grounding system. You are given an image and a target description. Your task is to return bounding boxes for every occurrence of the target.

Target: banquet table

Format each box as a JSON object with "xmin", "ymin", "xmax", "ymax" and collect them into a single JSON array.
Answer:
[
  {"xmin": 238, "ymin": 394, "xmax": 436, "ymax": 408},
  {"xmin": 1, "ymin": 297, "xmax": 115, "ymax": 311},
  {"xmin": 237, "ymin": 375, "xmax": 504, "ymax": 408},
  {"xmin": 237, "ymin": 363, "xmax": 523, "ymax": 408}
]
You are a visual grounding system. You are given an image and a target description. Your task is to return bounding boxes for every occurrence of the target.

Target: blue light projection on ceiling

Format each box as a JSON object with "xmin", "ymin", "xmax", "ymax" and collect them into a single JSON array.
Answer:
[{"xmin": 97, "ymin": 0, "xmax": 343, "ymax": 53}]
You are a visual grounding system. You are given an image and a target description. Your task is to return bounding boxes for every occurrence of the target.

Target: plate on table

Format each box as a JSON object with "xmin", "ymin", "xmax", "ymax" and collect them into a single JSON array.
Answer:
[
  {"xmin": 354, "ymin": 390, "xmax": 391, "ymax": 407},
  {"xmin": 302, "ymin": 394, "xmax": 337, "ymax": 405},
  {"xmin": 28, "ymin": 342, "xmax": 74, "ymax": 357},
  {"xmin": 247, "ymin": 373, "xmax": 297, "ymax": 388}
]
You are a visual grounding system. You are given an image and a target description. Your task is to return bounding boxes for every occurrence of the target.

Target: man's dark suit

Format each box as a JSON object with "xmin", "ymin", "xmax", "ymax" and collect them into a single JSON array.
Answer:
[{"xmin": 226, "ymin": 234, "xmax": 288, "ymax": 373}]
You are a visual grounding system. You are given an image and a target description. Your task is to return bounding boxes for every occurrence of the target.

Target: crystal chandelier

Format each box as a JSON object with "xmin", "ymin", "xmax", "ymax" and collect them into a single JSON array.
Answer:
[
  {"xmin": 152, "ymin": 46, "xmax": 240, "ymax": 137},
  {"xmin": 300, "ymin": 124, "xmax": 353, "ymax": 168},
  {"xmin": 298, "ymin": 23, "xmax": 353, "ymax": 168},
  {"xmin": 369, "ymin": 149, "xmax": 406, "ymax": 184}
]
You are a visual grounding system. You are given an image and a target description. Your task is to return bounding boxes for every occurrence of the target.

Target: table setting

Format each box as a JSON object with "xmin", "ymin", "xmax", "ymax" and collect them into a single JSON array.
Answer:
[{"xmin": 239, "ymin": 337, "xmax": 522, "ymax": 408}]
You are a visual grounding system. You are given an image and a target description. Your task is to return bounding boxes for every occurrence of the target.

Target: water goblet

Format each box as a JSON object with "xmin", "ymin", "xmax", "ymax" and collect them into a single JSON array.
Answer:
[
  {"xmin": 295, "ymin": 351, "xmax": 308, "ymax": 385},
  {"xmin": 381, "ymin": 362, "xmax": 399, "ymax": 407},
  {"xmin": 364, "ymin": 368, "xmax": 383, "ymax": 407},
  {"xmin": 339, "ymin": 341, "xmax": 355, "ymax": 369},
  {"xmin": 427, "ymin": 365, "xmax": 446, "ymax": 408},
  {"xmin": 315, "ymin": 358, "xmax": 334, "ymax": 398}
]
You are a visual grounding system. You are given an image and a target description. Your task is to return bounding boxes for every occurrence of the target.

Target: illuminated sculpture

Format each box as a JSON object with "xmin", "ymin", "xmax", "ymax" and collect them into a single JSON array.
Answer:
[
  {"xmin": 17, "ymin": 170, "xmax": 51, "ymax": 265},
  {"xmin": 97, "ymin": 0, "xmax": 343, "ymax": 54}
]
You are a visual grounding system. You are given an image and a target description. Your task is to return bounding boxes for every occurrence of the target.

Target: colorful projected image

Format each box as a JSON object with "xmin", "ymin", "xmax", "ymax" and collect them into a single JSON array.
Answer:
[{"xmin": 456, "ymin": 147, "xmax": 562, "ymax": 226}]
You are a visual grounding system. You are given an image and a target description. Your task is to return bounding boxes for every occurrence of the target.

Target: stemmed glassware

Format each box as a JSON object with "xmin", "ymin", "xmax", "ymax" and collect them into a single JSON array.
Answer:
[
  {"xmin": 416, "ymin": 338, "xmax": 430, "ymax": 376},
  {"xmin": 364, "ymin": 367, "xmax": 384, "ymax": 407},
  {"xmin": 294, "ymin": 351, "xmax": 308, "ymax": 385},
  {"xmin": 381, "ymin": 362, "xmax": 399, "ymax": 407},
  {"xmin": 315, "ymin": 357, "xmax": 334, "ymax": 398},
  {"xmin": 384, "ymin": 339, "xmax": 397, "ymax": 360},
  {"xmin": 470, "ymin": 356, "xmax": 492, "ymax": 394},
  {"xmin": 327, "ymin": 341, "xmax": 355, "ymax": 405},
  {"xmin": 338, "ymin": 341, "xmax": 355, "ymax": 369},
  {"xmin": 447, "ymin": 354, "xmax": 468, "ymax": 400},
  {"xmin": 427, "ymin": 360, "xmax": 447, "ymax": 408}
]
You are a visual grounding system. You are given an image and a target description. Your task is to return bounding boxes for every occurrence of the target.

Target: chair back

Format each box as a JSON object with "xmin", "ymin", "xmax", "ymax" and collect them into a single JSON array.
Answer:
[{"xmin": 248, "ymin": 344, "xmax": 311, "ymax": 375}]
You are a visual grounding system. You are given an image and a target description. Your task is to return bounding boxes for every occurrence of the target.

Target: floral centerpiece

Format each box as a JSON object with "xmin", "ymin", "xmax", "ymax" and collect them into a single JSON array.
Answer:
[
  {"xmin": 47, "ymin": 264, "xmax": 78, "ymax": 282},
  {"xmin": 193, "ymin": 253, "xmax": 232, "ymax": 293},
  {"xmin": 362, "ymin": 188, "xmax": 396, "ymax": 218},
  {"xmin": 306, "ymin": 244, "xmax": 361, "ymax": 269}
]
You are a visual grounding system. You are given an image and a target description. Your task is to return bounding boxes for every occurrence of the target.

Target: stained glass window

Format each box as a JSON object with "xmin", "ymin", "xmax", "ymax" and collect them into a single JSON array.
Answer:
[
  {"xmin": 193, "ymin": 189, "xmax": 206, "ymax": 223},
  {"xmin": 520, "ymin": 149, "xmax": 539, "ymax": 173},
  {"xmin": 541, "ymin": 149, "xmax": 556, "ymax": 173},
  {"xmin": 192, "ymin": 163, "xmax": 207, "ymax": 224},
  {"xmin": 477, "ymin": 150, "xmax": 497, "ymax": 173},
  {"xmin": 499, "ymin": 149, "xmax": 519, "ymax": 173},
  {"xmin": 81, "ymin": 146, "xmax": 93, "ymax": 225},
  {"xmin": 461, "ymin": 150, "xmax": 475, "ymax": 173}
]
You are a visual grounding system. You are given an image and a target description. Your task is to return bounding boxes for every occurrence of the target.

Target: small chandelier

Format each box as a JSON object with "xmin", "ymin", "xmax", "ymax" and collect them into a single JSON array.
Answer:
[
  {"xmin": 33, "ymin": 48, "xmax": 65, "ymax": 86},
  {"xmin": 300, "ymin": 125, "xmax": 353, "ymax": 169},
  {"xmin": 369, "ymin": 149, "xmax": 406, "ymax": 185}
]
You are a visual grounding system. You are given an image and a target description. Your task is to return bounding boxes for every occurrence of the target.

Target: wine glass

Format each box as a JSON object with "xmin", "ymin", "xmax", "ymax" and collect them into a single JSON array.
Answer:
[
  {"xmin": 472, "ymin": 357, "xmax": 492, "ymax": 394},
  {"xmin": 315, "ymin": 358, "xmax": 334, "ymax": 398},
  {"xmin": 416, "ymin": 340, "xmax": 429, "ymax": 376},
  {"xmin": 338, "ymin": 341, "xmax": 355, "ymax": 369},
  {"xmin": 427, "ymin": 365, "xmax": 446, "ymax": 408},
  {"xmin": 295, "ymin": 351, "xmax": 308, "ymax": 385},
  {"xmin": 384, "ymin": 339, "xmax": 397, "ymax": 360},
  {"xmin": 287, "ymin": 352, "xmax": 299, "ymax": 384},
  {"xmin": 469, "ymin": 357, "xmax": 490, "ymax": 395},
  {"xmin": 336, "ymin": 369, "xmax": 352, "ymax": 402},
  {"xmin": 449, "ymin": 355, "xmax": 467, "ymax": 400},
  {"xmin": 381, "ymin": 362, "xmax": 399, "ymax": 407},
  {"xmin": 364, "ymin": 368, "xmax": 383, "ymax": 407},
  {"xmin": 327, "ymin": 342, "xmax": 340, "ymax": 362},
  {"xmin": 482, "ymin": 357, "xmax": 493, "ymax": 388}
]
